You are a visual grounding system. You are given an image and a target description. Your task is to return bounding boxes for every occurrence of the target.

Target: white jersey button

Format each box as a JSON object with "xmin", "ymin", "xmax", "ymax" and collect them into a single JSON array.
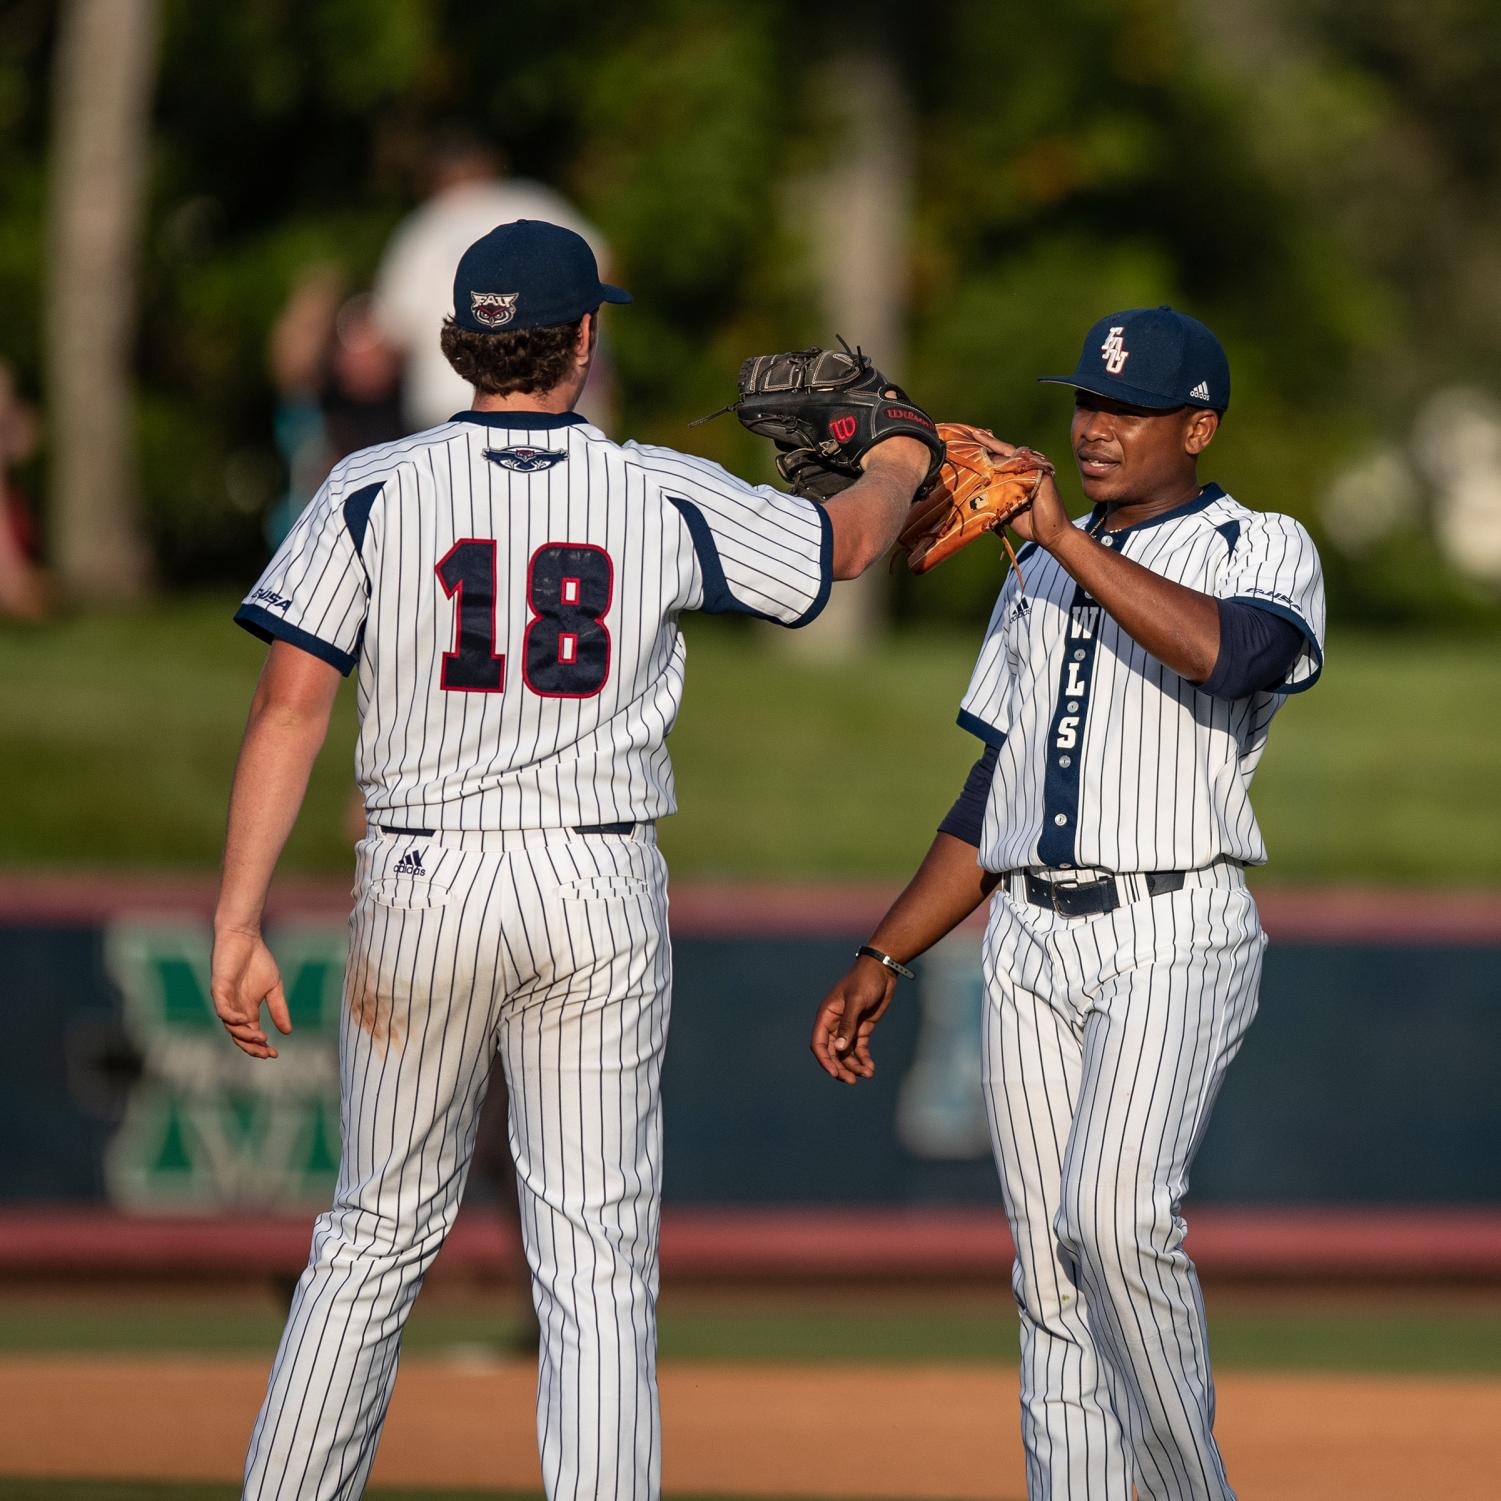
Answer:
[{"xmin": 1053, "ymin": 813, "xmax": 1068, "ymax": 826}]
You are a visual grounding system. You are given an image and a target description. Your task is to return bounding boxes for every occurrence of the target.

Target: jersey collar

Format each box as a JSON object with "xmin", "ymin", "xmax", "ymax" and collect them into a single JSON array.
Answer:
[
  {"xmin": 1088, "ymin": 481, "xmax": 1225, "ymax": 537},
  {"xmin": 450, "ymin": 410, "xmax": 588, "ymax": 430}
]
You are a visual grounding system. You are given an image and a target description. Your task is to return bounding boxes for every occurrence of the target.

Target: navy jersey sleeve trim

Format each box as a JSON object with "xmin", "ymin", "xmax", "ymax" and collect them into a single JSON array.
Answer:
[
  {"xmin": 938, "ymin": 742, "xmax": 999, "ymax": 847},
  {"xmin": 666, "ymin": 495, "xmax": 753, "ymax": 615},
  {"xmin": 1199, "ymin": 598, "xmax": 1304, "ymax": 700},
  {"xmin": 342, "ymin": 481, "xmax": 383, "ymax": 555},
  {"xmin": 1221, "ymin": 594, "xmax": 1323, "ymax": 693},
  {"xmin": 791, "ymin": 502, "xmax": 834, "ymax": 628},
  {"xmin": 956, "ymin": 709, "xmax": 1008, "ymax": 749},
  {"xmin": 234, "ymin": 604, "xmax": 358, "ymax": 676},
  {"xmin": 666, "ymin": 494, "xmax": 830, "ymax": 627}
]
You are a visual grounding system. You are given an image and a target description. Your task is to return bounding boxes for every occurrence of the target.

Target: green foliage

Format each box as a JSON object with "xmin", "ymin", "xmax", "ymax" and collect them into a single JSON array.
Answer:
[{"xmin": 2, "ymin": 0, "xmax": 1498, "ymax": 627}]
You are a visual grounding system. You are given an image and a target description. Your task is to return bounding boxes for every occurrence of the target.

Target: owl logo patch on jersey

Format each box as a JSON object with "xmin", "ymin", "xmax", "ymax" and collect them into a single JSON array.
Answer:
[
  {"xmin": 1101, "ymin": 327, "xmax": 1130, "ymax": 374},
  {"xmin": 483, "ymin": 446, "xmax": 567, "ymax": 472},
  {"xmin": 469, "ymin": 291, "xmax": 519, "ymax": 328}
]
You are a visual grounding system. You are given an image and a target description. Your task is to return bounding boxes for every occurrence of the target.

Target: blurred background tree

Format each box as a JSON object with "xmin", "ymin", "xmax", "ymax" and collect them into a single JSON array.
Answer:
[{"xmin": 1, "ymin": 0, "xmax": 1498, "ymax": 630}]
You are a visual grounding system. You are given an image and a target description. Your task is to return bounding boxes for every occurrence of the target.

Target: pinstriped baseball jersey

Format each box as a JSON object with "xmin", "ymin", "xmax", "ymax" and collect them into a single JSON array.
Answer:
[
  {"xmin": 957, "ymin": 484, "xmax": 1325, "ymax": 873},
  {"xmin": 235, "ymin": 410, "xmax": 831, "ymax": 830}
]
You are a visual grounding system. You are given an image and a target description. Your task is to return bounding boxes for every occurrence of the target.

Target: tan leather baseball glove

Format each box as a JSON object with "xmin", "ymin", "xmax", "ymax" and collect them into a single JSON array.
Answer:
[{"xmin": 898, "ymin": 424, "xmax": 1053, "ymax": 579}]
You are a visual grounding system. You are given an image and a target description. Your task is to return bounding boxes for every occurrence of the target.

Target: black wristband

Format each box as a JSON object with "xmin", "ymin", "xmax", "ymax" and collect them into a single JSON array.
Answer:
[{"xmin": 855, "ymin": 945, "xmax": 915, "ymax": 981}]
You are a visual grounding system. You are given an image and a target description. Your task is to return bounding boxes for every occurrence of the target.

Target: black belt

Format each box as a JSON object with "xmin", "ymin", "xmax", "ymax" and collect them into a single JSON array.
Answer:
[
  {"xmin": 1017, "ymin": 869, "xmax": 1185, "ymax": 917},
  {"xmin": 377, "ymin": 822, "xmax": 636, "ymax": 838}
]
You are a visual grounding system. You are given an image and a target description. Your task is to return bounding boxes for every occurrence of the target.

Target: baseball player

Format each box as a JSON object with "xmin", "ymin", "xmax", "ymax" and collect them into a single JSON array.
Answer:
[
  {"xmin": 210, "ymin": 218, "xmax": 935, "ymax": 1501},
  {"xmin": 810, "ymin": 307, "xmax": 1325, "ymax": 1500}
]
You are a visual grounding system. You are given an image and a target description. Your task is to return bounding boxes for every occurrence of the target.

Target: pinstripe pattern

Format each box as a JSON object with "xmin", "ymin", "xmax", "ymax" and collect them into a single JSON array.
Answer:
[
  {"xmin": 236, "ymin": 414, "xmax": 832, "ymax": 831},
  {"xmin": 960, "ymin": 487, "xmax": 1326, "ymax": 874},
  {"xmin": 954, "ymin": 485, "xmax": 1322, "ymax": 1498},
  {"xmin": 235, "ymin": 412, "xmax": 833, "ymax": 1499},
  {"xmin": 244, "ymin": 827, "xmax": 670, "ymax": 1500},
  {"xmin": 981, "ymin": 867, "xmax": 1262, "ymax": 1501}
]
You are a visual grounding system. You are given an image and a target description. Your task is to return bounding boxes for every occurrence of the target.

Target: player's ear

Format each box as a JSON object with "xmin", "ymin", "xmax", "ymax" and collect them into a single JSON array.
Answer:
[
  {"xmin": 575, "ymin": 312, "xmax": 596, "ymax": 365},
  {"xmin": 1184, "ymin": 408, "xmax": 1219, "ymax": 456}
]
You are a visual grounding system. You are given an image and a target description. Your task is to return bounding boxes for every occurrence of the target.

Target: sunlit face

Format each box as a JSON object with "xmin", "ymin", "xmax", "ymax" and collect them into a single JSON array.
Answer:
[{"xmin": 1070, "ymin": 391, "xmax": 1217, "ymax": 504}]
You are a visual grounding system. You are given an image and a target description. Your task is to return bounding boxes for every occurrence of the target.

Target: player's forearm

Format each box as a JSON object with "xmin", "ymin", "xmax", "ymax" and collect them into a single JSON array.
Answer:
[
  {"xmin": 214, "ymin": 700, "xmax": 331, "ymax": 932},
  {"xmin": 1049, "ymin": 528, "xmax": 1221, "ymax": 682},
  {"xmin": 864, "ymin": 833, "xmax": 1001, "ymax": 966},
  {"xmin": 825, "ymin": 439, "xmax": 930, "ymax": 578}
]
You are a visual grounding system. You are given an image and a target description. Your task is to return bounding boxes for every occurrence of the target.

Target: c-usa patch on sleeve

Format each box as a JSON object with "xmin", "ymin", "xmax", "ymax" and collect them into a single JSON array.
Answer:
[{"xmin": 483, "ymin": 446, "xmax": 568, "ymax": 472}]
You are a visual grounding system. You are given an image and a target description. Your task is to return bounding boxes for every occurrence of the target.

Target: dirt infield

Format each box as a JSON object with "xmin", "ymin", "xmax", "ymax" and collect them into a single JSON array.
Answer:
[{"xmin": 2, "ymin": 1353, "xmax": 1497, "ymax": 1499}]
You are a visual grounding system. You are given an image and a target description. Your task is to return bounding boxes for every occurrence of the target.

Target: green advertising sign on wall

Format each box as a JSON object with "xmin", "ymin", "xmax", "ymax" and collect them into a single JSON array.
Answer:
[{"xmin": 104, "ymin": 920, "xmax": 347, "ymax": 1212}]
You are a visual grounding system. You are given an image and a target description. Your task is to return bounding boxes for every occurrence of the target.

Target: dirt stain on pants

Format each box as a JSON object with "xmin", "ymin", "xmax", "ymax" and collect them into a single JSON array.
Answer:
[{"xmin": 347, "ymin": 959, "xmax": 406, "ymax": 1053}]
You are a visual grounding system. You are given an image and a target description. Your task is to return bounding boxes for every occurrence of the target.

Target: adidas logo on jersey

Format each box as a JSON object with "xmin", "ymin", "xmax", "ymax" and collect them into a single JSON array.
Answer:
[
  {"xmin": 392, "ymin": 848, "xmax": 426, "ymax": 877},
  {"xmin": 483, "ymin": 446, "xmax": 567, "ymax": 472},
  {"xmin": 1189, "ymin": 381, "xmax": 1211, "ymax": 401}
]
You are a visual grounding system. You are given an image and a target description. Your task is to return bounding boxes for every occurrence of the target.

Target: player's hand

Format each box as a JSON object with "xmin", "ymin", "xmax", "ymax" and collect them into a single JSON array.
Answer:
[
  {"xmin": 968, "ymin": 432, "xmax": 1070, "ymax": 551},
  {"xmin": 810, "ymin": 959, "xmax": 897, "ymax": 1085},
  {"xmin": 211, "ymin": 926, "xmax": 293, "ymax": 1060}
]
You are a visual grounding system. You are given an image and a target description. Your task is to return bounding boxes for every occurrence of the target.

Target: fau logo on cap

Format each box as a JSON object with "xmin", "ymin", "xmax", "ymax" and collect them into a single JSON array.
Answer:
[
  {"xmin": 483, "ymin": 446, "xmax": 567, "ymax": 472},
  {"xmin": 470, "ymin": 291, "xmax": 519, "ymax": 328},
  {"xmin": 1100, "ymin": 326, "xmax": 1130, "ymax": 374}
]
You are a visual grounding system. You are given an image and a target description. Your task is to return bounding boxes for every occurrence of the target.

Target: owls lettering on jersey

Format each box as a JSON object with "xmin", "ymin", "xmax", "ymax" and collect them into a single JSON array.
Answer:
[
  {"xmin": 237, "ymin": 412, "xmax": 832, "ymax": 830},
  {"xmin": 958, "ymin": 484, "xmax": 1325, "ymax": 873}
]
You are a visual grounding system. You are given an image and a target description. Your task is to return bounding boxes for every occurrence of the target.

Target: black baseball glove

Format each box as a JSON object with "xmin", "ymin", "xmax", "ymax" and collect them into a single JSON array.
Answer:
[{"xmin": 697, "ymin": 342, "xmax": 945, "ymax": 500}]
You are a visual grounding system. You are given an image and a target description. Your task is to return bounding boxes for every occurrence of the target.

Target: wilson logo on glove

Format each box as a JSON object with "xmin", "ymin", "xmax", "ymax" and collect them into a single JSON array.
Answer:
[
  {"xmin": 828, "ymin": 415, "xmax": 858, "ymax": 442},
  {"xmin": 883, "ymin": 405, "xmax": 935, "ymax": 430}
]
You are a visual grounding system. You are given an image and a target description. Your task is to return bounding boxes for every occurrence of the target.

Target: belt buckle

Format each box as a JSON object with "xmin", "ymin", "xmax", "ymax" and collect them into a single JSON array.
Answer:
[
  {"xmin": 1051, "ymin": 870, "xmax": 1116, "ymax": 916},
  {"xmin": 1033, "ymin": 870, "xmax": 1080, "ymax": 915}
]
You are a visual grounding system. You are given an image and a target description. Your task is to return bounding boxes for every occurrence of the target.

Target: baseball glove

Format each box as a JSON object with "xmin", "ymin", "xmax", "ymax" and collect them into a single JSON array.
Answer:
[
  {"xmin": 698, "ymin": 342, "xmax": 945, "ymax": 500},
  {"xmin": 897, "ymin": 424, "xmax": 1053, "ymax": 579}
]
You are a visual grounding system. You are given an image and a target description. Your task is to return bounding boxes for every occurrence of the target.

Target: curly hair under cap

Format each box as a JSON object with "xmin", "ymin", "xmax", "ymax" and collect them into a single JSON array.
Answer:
[{"xmin": 439, "ymin": 315, "xmax": 586, "ymax": 397}]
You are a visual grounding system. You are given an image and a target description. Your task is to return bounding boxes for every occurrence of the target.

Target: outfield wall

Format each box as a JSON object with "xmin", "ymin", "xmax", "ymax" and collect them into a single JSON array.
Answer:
[{"xmin": 4, "ymin": 876, "xmax": 1499, "ymax": 1253}]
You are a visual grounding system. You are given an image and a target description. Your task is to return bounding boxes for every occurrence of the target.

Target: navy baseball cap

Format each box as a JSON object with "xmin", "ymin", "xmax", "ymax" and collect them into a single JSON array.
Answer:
[
  {"xmin": 1039, "ymin": 305, "xmax": 1229, "ymax": 412},
  {"xmin": 451, "ymin": 219, "xmax": 631, "ymax": 334}
]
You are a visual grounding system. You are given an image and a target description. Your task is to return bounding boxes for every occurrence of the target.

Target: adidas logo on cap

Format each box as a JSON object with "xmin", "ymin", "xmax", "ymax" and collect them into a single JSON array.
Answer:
[{"xmin": 1189, "ymin": 381, "xmax": 1211, "ymax": 401}]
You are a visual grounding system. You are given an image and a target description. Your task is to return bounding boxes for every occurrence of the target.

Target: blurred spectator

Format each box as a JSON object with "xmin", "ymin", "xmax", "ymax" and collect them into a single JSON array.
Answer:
[
  {"xmin": 265, "ymin": 266, "xmax": 405, "ymax": 545},
  {"xmin": 0, "ymin": 364, "xmax": 50, "ymax": 622},
  {"xmin": 374, "ymin": 130, "xmax": 617, "ymax": 432}
]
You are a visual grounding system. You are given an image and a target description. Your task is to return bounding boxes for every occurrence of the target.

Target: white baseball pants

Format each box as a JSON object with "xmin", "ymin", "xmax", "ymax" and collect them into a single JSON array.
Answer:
[
  {"xmin": 243, "ymin": 824, "xmax": 670, "ymax": 1501},
  {"xmin": 982, "ymin": 863, "xmax": 1264, "ymax": 1501}
]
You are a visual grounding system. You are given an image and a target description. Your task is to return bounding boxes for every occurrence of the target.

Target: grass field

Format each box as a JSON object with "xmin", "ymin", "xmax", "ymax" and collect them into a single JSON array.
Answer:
[
  {"xmin": 0, "ymin": 596, "xmax": 1496, "ymax": 883},
  {"xmin": 4, "ymin": 1286, "xmax": 1500, "ymax": 1376}
]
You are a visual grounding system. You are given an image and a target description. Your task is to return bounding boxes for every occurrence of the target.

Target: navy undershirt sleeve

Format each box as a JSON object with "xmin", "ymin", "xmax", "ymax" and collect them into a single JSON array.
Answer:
[
  {"xmin": 938, "ymin": 743, "xmax": 999, "ymax": 848},
  {"xmin": 1199, "ymin": 598, "xmax": 1305, "ymax": 699}
]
